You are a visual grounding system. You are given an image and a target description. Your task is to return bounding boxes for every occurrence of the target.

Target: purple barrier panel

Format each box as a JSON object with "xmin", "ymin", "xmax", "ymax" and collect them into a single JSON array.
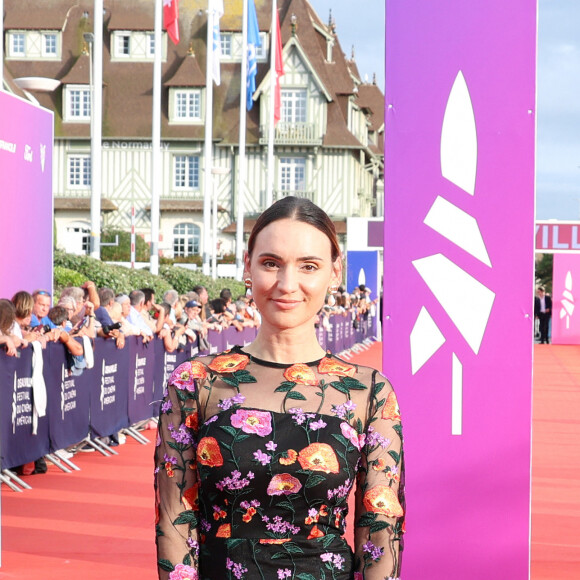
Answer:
[
  {"xmin": 333, "ymin": 315, "xmax": 343, "ymax": 352},
  {"xmin": 127, "ymin": 337, "xmax": 157, "ymax": 424},
  {"xmin": 0, "ymin": 348, "xmax": 50, "ymax": 469},
  {"xmin": 315, "ymin": 320, "xmax": 326, "ymax": 350},
  {"xmin": 326, "ymin": 317, "xmax": 336, "ymax": 353},
  {"xmin": 152, "ymin": 337, "xmax": 168, "ymax": 417},
  {"xmin": 44, "ymin": 341, "xmax": 91, "ymax": 451},
  {"xmin": 207, "ymin": 328, "xmax": 225, "ymax": 355},
  {"xmin": 222, "ymin": 326, "xmax": 241, "ymax": 351},
  {"xmin": 89, "ymin": 338, "xmax": 130, "ymax": 437}
]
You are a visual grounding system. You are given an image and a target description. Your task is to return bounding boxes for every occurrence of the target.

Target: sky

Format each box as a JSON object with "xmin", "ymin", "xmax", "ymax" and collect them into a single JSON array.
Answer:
[{"xmin": 309, "ymin": 0, "xmax": 580, "ymax": 221}]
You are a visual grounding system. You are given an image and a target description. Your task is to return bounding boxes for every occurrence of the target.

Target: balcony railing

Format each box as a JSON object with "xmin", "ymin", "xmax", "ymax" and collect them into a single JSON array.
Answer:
[{"xmin": 259, "ymin": 122, "xmax": 322, "ymax": 146}]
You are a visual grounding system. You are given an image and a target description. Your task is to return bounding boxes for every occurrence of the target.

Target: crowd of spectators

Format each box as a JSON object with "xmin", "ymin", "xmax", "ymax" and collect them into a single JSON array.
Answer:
[
  {"xmin": 0, "ymin": 280, "xmax": 377, "ymax": 475},
  {"xmin": 0, "ymin": 281, "xmax": 378, "ymax": 362}
]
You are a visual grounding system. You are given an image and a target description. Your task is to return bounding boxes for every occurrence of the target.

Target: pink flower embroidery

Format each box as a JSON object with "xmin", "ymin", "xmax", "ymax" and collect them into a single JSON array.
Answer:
[
  {"xmin": 169, "ymin": 563, "xmax": 198, "ymax": 580},
  {"xmin": 230, "ymin": 409, "xmax": 272, "ymax": 437},
  {"xmin": 340, "ymin": 422, "xmax": 365, "ymax": 451},
  {"xmin": 267, "ymin": 473, "xmax": 302, "ymax": 496},
  {"xmin": 168, "ymin": 361, "xmax": 207, "ymax": 391}
]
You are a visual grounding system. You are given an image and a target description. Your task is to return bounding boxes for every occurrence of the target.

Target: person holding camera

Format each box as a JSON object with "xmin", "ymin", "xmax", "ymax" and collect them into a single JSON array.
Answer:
[{"xmin": 95, "ymin": 287, "xmax": 125, "ymax": 349}]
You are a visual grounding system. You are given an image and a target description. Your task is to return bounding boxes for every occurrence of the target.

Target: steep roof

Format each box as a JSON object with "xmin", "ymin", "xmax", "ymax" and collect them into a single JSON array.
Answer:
[{"xmin": 3, "ymin": 0, "xmax": 384, "ymax": 150}]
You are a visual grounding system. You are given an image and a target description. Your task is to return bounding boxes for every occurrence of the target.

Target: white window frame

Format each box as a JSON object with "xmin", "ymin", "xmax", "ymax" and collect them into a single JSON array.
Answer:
[
  {"xmin": 255, "ymin": 32, "xmax": 267, "ymax": 59},
  {"xmin": 68, "ymin": 155, "xmax": 92, "ymax": 189},
  {"xmin": 65, "ymin": 85, "xmax": 91, "ymax": 122},
  {"xmin": 173, "ymin": 89, "xmax": 202, "ymax": 122},
  {"xmin": 10, "ymin": 32, "xmax": 25, "ymax": 57},
  {"xmin": 116, "ymin": 32, "xmax": 131, "ymax": 57},
  {"xmin": 281, "ymin": 89, "xmax": 307, "ymax": 124},
  {"xmin": 173, "ymin": 155, "xmax": 200, "ymax": 190},
  {"xmin": 220, "ymin": 33, "xmax": 232, "ymax": 58},
  {"xmin": 173, "ymin": 223, "xmax": 201, "ymax": 257},
  {"xmin": 147, "ymin": 33, "xmax": 155, "ymax": 58},
  {"xmin": 42, "ymin": 32, "xmax": 58, "ymax": 57},
  {"xmin": 279, "ymin": 157, "xmax": 306, "ymax": 192}
]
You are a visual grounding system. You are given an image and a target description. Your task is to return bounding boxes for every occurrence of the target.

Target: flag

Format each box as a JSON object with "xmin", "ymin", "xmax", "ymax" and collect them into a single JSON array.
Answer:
[
  {"xmin": 163, "ymin": 0, "xmax": 180, "ymax": 46},
  {"xmin": 246, "ymin": 0, "xmax": 261, "ymax": 110},
  {"xmin": 210, "ymin": 0, "xmax": 224, "ymax": 85},
  {"xmin": 273, "ymin": 8, "xmax": 284, "ymax": 125}
]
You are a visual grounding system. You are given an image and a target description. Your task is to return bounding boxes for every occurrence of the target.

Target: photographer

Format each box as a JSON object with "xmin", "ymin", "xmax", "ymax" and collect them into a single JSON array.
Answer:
[
  {"xmin": 47, "ymin": 306, "xmax": 84, "ymax": 358},
  {"xmin": 95, "ymin": 287, "xmax": 125, "ymax": 349}
]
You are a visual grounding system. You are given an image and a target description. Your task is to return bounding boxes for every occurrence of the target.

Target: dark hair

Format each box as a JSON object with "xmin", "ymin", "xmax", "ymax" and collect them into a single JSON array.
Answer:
[
  {"xmin": 247, "ymin": 196, "xmax": 340, "ymax": 262},
  {"xmin": 220, "ymin": 288, "xmax": 232, "ymax": 302},
  {"xmin": 192, "ymin": 285, "xmax": 207, "ymax": 295},
  {"xmin": 210, "ymin": 297, "xmax": 226, "ymax": 314},
  {"xmin": 48, "ymin": 306, "xmax": 68, "ymax": 326},
  {"xmin": 141, "ymin": 287, "xmax": 155, "ymax": 302}
]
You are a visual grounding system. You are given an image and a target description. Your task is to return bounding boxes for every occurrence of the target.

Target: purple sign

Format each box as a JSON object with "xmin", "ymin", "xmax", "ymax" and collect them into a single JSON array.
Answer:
[
  {"xmin": 552, "ymin": 254, "xmax": 580, "ymax": 344},
  {"xmin": 384, "ymin": 2, "xmax": 535, "ymax": 577},
  {"xmin": 0, "ymin": 92, "xmax": 53, "ymax": 299}
]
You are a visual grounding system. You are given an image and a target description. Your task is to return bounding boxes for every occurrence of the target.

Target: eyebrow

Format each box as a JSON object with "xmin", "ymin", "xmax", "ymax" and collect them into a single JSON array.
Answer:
[{"xmin": 257, "ymin": 252, "xmax": 325, "ymax": 261}]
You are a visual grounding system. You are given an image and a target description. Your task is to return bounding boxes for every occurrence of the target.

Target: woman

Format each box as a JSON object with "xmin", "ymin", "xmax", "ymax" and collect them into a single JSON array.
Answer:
[{"xmin": 155, "ymin": 197, "xmax": 404, "ymax": 579}]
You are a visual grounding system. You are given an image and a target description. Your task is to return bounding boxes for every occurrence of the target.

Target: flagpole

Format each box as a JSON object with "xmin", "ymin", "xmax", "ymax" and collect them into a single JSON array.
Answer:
[
  {"xmin": 203, "ymin": 4, "xmax": 215, "ymax": 276},
  {"xmin": 266, "ymin": 1, "xmax": 277, "ymax": 208},
  {"xmin": 236, "ymin": 0, "xmax": 249, "ymax": 281},
  {"xmin": 150, "ymin": 0, "xmax": 162, "ymax": 275},
  {"xmin": 90, "ymin": 0, "xmax": 103, "ymax": 260}
]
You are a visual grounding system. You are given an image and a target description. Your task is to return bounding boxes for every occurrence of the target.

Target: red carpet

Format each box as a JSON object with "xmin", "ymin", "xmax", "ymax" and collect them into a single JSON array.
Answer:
[{"xmin": 1, "ymin": 342, "xmax": 579, "ymax": 578}]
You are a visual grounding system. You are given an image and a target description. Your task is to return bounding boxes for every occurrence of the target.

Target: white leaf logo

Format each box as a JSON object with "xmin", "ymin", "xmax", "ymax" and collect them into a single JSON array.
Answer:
[{"xmin": 560, "ymin": 270, "xmax": 574, "ymax": 329}]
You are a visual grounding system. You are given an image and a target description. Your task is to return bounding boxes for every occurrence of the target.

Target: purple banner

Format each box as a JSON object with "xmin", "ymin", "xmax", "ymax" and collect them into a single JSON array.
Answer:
[
  {"xmin": 127, "ymin": 337, "xmax": 157, "ymax": 424},
  {"xmin": 384, "ymin": 2, "xmax": 535, "ymax": 577},
  {"xmin": 89, "ymin": 339, "xmax": 130, "ymax": 437},
  {"xmin": 347, "ymin": 251, "xmax": 380, "ymax": 301},
  {"xmin": 0, "ymin": 92, "xmax": 53, "ymax": 298},
  {"xmin": 552, "ymin": 254, "xmax": 580, "ymax": 345},
  {"xmin": 45, "ymin": 341, "xmax": 91, "ymax": 451},
  {"xmin": 0, "ymin": 347, "xmax": 50, "ymax": 469}
]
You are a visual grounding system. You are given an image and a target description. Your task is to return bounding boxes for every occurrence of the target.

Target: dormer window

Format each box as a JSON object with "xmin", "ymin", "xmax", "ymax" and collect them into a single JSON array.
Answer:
[
  {"xmin": 169, "ymin": 88, "xmax": 203, "ymax": 124},
  {"xmin": 64, "ymin": 85, "xmax": 91, "ymax": 122}
]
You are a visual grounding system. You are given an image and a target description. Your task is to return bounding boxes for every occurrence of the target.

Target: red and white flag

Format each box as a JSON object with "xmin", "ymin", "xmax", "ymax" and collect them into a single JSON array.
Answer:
[
  {"xmin": 273, "ymin": 9, "xmax": 285, "ymax": 125},
  {"xmin": 163, "ymin": 0, "xmax": 180, "ymax": 45}
]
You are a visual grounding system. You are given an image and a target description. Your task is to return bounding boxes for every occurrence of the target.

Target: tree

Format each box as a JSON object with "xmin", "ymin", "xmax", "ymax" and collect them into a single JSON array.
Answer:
[
  {"xmin": 535, "ymin": 253, "xmax": 553, "ymax": 294},
  {"xmin": 101, "ymin": 228, "xmax": 150, "ymax": 262}
]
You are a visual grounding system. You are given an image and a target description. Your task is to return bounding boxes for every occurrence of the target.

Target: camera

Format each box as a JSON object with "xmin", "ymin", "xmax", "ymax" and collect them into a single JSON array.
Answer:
[
  {"xmin": 102, "ymin": 322, "xmax": 122, "ymax": 334},
  {"xmin": 34, "ymin": 324, "xmax": 52, "ymax": 333}
]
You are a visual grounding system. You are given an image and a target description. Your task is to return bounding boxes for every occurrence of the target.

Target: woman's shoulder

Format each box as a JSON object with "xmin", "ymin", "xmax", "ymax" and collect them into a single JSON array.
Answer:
[{"xmin": 323, "ymin": 350, "xmax": 394, "ymax": 390}]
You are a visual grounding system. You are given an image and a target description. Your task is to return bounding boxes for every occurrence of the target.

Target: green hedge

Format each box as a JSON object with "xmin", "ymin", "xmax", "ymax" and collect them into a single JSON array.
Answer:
[{"xmin": 53, "ymin": 250, "xmax": 245, "ymax": 299}]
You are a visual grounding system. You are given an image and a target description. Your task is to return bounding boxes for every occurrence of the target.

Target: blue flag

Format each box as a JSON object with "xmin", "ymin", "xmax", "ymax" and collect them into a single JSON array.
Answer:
[{"xmin": 246, "ymin": 0, "xmax": 261, "ymax": 110}]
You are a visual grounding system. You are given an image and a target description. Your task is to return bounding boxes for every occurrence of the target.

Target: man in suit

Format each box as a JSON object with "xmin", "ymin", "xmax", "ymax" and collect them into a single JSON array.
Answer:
[{"xmin": 535, "ymin": 286, "xmax": 552, "ymax": 344}]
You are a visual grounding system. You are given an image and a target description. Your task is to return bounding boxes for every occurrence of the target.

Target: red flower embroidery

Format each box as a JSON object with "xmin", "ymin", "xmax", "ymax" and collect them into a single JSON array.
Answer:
[
  {"xmin": 267, "ymin": 473, "xmax": 302, "ymax": 496},
  {"xmin": 208, "ymin": 353, "xmax": 249, "ymax": 373},
  {"xmin": 196, "ymin": 437, "xmax": 224, "ymax": 467},
  {"xmin": 185, "ymin": 413, "xmax": 199, "ymax": 431},
  {"xmin": 181, "ymin": 483, "xmax": 199, "ymax": 511},
  {"xmin": 259, "ymin": 538, "xmax": 291, "ymax": 545},
  {"xmin": 279, "ymin": 449, "xmax": 297, "ymax": 465},
  {"xmin": 317, "ymin": 356, "xmax": 356, "ymax": 377},
  {"xmin": 307, "ymin": 525, "xmax": 325, "ymax": 539},
  {"xmin": 216, "ymin": 523, "xmax": 231, "ymax": 538},
  {"xmin": 284, "ymin": 363, "xmax": 318, "ymax": 385},
  {"xmin": 297, "ymin": 443, "xmax": 340, "ymax": 474},
  {"xmin": 382, "ymin": 391, "xmax": 401, "ymax": 421},
  {"xmin": 363, "ymin": 485, "xmax": 404, "ymax": 517}
]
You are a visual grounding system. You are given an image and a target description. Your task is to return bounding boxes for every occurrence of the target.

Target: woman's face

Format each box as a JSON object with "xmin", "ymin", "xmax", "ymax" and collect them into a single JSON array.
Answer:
[{"xmin": 245, "ymin": 218, "xmax": 341, "ymax": 333}]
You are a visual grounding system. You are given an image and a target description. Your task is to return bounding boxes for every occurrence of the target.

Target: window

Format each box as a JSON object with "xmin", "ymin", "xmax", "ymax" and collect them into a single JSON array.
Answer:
[
  {"xmin": 220, "ymin": 34, "xmax": 232, "ymax": 57},
  {"xmin": 174, "ymin": 90, "xmax": 201, "ymax": 120},
  {"xmin": 43, "ymin": 33, "xmax": 57, "ymax": 56},
  {"xmin": 10, "ymin": 33, "xmax": 25, "ymax": 56},
  {"xmin": 147, "ymin": 33, "xmax": 155, "ymax": 57},
  {"xmin": 173, "ymin": 223, "xmax": 201, "ymax": 257},
  {"xmin": 68, "ymin": 155, "xmax": 92, "ymax": 188},
  {"xmin": 256, "ymin": 33, "xmax": 267, "ymax": 59},
  {"xmin": 174, "ymin": 155, "xmax": 200, "ymax": 189},
  {"xmin": 280, "ymin": 157, "xmax": 306, "ymax": 192},
  {"xmin": 281, "ymin": 89, "xmax": 307, "ymax": 123},
  {"xmin": 117, "ymin": 33, "xmax": 130, "ymax": 56},
  {"xmin": 66, "ymin": 223, "xmax": 91, "ymax": 254},
  {"xmin": 66, "ymin": 86, "xmax": 91, "ymax": 120}
]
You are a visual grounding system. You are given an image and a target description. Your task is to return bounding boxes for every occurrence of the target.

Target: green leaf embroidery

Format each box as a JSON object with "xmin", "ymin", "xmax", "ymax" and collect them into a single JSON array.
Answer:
[
  {"xmin": 329, "ymin": 381, "xmax": 349, "ymax": 395},
  {"xmin": 340, "ymin": 376, "xmax": 367, "ymax": 390},
  {"xmin": 373, "ymin": 381, "xmax": 385, "ymax": 397},
  {"xmin": 220, "ymin": 425, "xmax": 238, "ymax": 437},
  {"xmin": 275, "ymin": 382, "xmax": 295, "ymax": 392},
  {"xmin": 284, "ymin": 542, "xmax": 304, "ymax": 554},
  {"xmin": 158, "ymin": 559, "xmax": 174, "ymax": 572},
  {"xmin": 356, "ymin": 511, "xmax": 377, "ymax": 527},
  {"xmin": 286, "ymin": 390, "xmax": 307, "ymax": 401},
  {"xmin": 173, "ymin": 511, "xmax": 198, "ymax": 526},
  {"xmin": 388, "ymin": 450, "xmax": 400, "ymax": 464},
  {"xmin": 305, "ymin": 474, "xmax": 326, "ymax": 488},
  {"xmin": 370, "ymin": 520, "xmax": 391, "ymax": 533}
]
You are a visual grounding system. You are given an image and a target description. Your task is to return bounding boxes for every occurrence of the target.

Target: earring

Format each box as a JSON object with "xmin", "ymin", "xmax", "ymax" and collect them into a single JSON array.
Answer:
[
  {"xmin": 244, "ymin": 278, "xmax": 253, "ymax": 298},
  {"xmin": 327, "ymin": 284, "xmax": 339, "ymax": 307}
]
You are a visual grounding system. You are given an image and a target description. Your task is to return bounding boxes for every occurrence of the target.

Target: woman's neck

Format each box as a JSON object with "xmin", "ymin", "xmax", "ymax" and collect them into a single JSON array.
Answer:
[{"xmin": 244, "ymin": 323, "xmax": 325, "ymax": 364}]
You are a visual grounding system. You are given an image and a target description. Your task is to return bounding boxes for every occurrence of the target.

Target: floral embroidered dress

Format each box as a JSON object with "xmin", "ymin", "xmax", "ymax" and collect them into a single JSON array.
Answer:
[{"xmin": 155, "ymin": 346, "xmax": 404, "ymax": 580}]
